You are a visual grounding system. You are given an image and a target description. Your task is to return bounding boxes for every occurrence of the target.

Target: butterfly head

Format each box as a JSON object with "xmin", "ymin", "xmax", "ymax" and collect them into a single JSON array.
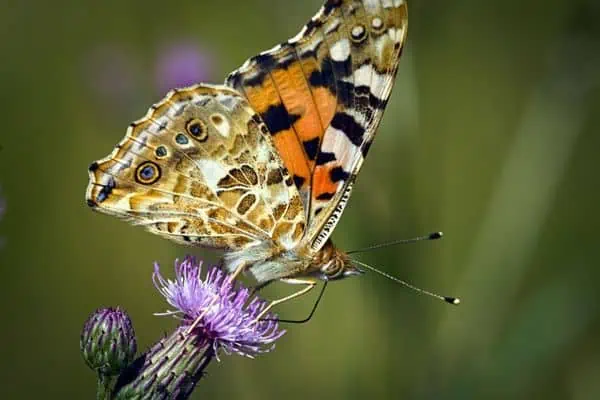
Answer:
[{"xmin": 315, "ymin": 241, "xmax": 363, "ymax": 281}]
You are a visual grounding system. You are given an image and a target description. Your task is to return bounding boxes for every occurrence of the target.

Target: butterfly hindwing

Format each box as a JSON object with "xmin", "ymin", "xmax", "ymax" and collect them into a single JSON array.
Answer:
[
  {"xmin": 86, "ymin": 85, "xmax": 306, "ymax": 252},
  {"xmin": 225, "ymin": 0, "xmax": 408, "ymax": 251}
]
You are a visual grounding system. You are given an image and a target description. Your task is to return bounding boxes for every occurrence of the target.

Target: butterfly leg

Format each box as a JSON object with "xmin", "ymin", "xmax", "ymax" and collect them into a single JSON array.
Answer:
[
  {"xmin": 254, "ymin": 278, "xmax": 316, "ymax": 321},
  {"xmin": 227, "ymin": 260, "xmax": 250, "ymax": 283},
  {"xmin": 186, "ymin": 291, "xmax": 220, "ymax": 335},
  {"xmin": 268, "ymin": 280, "xmax": 328, "ymax": 324}
]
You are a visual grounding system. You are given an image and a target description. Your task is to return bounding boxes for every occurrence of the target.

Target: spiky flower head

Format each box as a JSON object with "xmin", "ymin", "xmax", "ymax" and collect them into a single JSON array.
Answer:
[
  {"xmin": 152, "ymin": 256, "xmax": 285, "ymax": 357},
  {"xmin": 80, "ymin": 307, "xmax": 137, "ymax": 377}
]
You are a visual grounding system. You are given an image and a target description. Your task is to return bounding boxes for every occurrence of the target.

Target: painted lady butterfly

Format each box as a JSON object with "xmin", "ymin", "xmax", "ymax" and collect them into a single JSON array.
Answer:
[{"xmin": 86, "ymin": 0, "xmax": 408, "ymax": 314}]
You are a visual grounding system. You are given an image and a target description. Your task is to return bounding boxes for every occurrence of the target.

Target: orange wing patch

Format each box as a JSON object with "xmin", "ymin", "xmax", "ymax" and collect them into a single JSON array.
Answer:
[
  {"xmin": 271, "ymin": 128, "xmax": 310, "ymax": 189},
  {"xmin": 312, "ymin": 165, "xmax": 339, "ymax": 201},
  {"xmin": 227, "ymin": 49, "xmax": 337, "ymax": 206}
]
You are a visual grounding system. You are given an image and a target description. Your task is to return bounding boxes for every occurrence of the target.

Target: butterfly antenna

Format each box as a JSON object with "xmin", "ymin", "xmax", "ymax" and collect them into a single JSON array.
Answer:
[
  {"xmin": 347, "ymin": 232, "xmax": 443, "ymax": 255},
  {"xmin": 351, "ymin": 258, "xmax": 460, "ymax": 305}
]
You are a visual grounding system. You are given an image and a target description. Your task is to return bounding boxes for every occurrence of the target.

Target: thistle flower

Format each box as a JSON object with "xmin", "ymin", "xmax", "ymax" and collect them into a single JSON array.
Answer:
[
  {"xmin": 112, "ymin": 257, "xmax": 285, "ymax": 399},
  {"xmin": 152, "ymin": 256, "xmax": 285, "ymax": 357},
  {"xmin": 80, "ymin": 307, "xmax": 138, "ymax": 377}
]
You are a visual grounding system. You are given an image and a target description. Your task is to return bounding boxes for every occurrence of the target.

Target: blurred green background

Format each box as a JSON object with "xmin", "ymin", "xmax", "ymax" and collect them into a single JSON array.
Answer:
[{"xmin": 1, "ymin": 0, "xmax": 599, "ymax": 398}]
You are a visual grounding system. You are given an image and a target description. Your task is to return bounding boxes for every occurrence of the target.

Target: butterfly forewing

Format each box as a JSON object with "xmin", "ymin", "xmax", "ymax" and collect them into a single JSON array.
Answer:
[{"xmin": 225, "ymin": 0, "xmax": 408, "ymax": 252}]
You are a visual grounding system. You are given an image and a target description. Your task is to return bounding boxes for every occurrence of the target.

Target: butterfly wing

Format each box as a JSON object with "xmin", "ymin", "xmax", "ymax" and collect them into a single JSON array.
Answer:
[
  {"xmin": 86, "ymin": 85, "xmax": 306, "ymax": 252},
  {"xmin": 225, "ymin": 0, "xmax": 408, "ymax": 252}
]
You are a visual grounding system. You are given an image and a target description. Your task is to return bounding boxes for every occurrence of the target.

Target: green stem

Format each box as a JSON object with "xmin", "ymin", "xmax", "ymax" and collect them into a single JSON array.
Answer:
[{"xmin": 97, "ymin": 374, "xmax": 114, "ymax": 400}]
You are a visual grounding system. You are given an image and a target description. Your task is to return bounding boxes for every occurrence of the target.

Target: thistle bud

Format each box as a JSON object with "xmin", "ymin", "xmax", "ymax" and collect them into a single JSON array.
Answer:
[{"xmin": 80, "ymin": 307, "xmax": 137, "ymax": 377}]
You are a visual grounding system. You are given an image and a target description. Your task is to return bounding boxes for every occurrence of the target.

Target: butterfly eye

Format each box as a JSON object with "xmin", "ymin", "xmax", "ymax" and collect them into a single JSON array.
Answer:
[
  {"xmin": 135, "ymin": 161, "xmax": 161, "ymax": 185},
  {"xmin": 350, "ymin": 24, "xmax": 367, "ymax": 43},
  {"xmin": 321, "ymin": 259, "xmax": 344, "ymax": 280},
  {"xmin": 186, "ymin": 118, "xmax": 208, "ymax": 142}
]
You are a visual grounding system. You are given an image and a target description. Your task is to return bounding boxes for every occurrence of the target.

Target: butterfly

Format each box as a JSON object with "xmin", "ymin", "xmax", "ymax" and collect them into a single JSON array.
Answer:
[{"xmin": 86, "ymin": 0, "xmax": 408, "ymax": 316}]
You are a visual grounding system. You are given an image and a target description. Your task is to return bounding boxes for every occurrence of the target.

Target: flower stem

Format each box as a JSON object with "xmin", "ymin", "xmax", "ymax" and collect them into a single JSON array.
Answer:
[{"xmin": 97, "ymin": 374, "xmax": 114, "ymax": 400}]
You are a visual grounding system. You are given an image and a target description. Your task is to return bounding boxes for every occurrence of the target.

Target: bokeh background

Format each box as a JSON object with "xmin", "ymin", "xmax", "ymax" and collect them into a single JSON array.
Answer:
[{"xmin": 1, "ymin": 0, "xmax": 599, "ymax": 398}]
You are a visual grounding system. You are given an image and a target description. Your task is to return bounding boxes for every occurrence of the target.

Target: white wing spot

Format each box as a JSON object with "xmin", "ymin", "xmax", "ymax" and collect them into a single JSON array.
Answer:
[
  {"xmin": 210, "ymin": 114, "xmax": 230, "ymax": 138},
  {"xmin": 330, "ymin": 38, "xmax": 350, "ymax": 62},
  {"xmin": 320, "ymin": 125, "xmax": 363, "ymax": 168},
  {"xmin": 298, "ymin": 36, "xmax": 322, "ymax": 56},
  {"xmin": 371, "ymin": 17, "xmax": 383, "ymax": 30},
  {"xmin": 349, "ymin": 64, "xmax": 387, "ymax": 93},
  {"xmin": 364, "ymin": 0, "xmax": 381, "ymax": 12},
  {"xmin": 351, "ymin": 25, "xmax": 365, "ymax": 39},
  {"xmin": 196, "ymin": 159, "xmax": 228, "ymax": 188},
  {"xmin": 290, "ymin": 25, "xmax": 308, "ymax": 43},
  {"xmin": 388, "ymin": 27, "xmax": 403, "ymax": 42},
  {"xmin": 325, "ymin": 18, "xmax": 341, "ymax": 35}
]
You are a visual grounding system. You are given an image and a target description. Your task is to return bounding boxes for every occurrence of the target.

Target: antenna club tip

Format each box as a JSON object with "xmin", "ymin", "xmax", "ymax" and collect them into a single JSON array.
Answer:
[
  {"xmin": 444, "ymin": 297, "xmax": 460, "ymax": 305},
  {"xmin": 430, "ymin": 232, "xmax": 444, "ymax": 240}
]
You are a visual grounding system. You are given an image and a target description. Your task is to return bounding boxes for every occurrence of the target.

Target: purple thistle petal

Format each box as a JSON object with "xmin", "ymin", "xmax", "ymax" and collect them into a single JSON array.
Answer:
[{"xmin": 153, "ymin": 256, "xmax": 285, "ymax": 358}]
